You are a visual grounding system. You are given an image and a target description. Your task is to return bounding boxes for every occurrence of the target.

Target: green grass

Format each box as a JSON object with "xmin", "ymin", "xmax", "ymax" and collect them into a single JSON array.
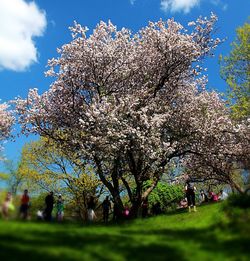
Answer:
[{"xmin": 0, "ymin": 203, "xmax": 249, "ymax": 261}]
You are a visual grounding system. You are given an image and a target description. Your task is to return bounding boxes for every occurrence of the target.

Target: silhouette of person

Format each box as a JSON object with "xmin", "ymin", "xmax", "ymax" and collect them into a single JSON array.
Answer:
[
  {"xmin": 152, "ymin": 202, "xmax": 161, "ymax": 215},
  {"xmin": 44, "ymin": 191, "xmax": 54, "ymax": 221},
  {"xmin": 102, "ymin": 196, "xmax": 111, "ymax": 223},
  {"xmin": 113, "ymin": 202, "xmax": 119, "ymax": 222},
  {"xmin": 185, "ymin": 181, "xmax": 197, "ymax": 212},
  {"xmin": 141, "ymin": 197, "xmax": 149, "ymax": 218},
  {"xmin": 20, "ymin": 189, "xmax": 30, "ymax": 220}
]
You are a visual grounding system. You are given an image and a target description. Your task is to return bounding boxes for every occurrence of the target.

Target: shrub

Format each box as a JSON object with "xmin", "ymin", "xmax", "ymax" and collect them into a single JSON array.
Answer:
[
  {"xmin": 223, "ymin": 194, "xmax": 250, "ymax": 228},
  {"xmin": 226, "ymin": 193, "xmax": 250, "ymax": 209},
  {"xmin": 143, "ymin": 181, "xmax": 184, "ymax": 213}
]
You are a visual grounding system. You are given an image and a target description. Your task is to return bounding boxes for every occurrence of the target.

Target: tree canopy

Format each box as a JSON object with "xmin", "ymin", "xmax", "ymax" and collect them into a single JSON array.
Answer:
[
  {"xmin": 15, "ymin": 14, "xmax": 250, "ymax": 217},
  {"xmin": 0, "ymin": 103, "xmax": 14, "ymax": 153},
  {"xmin": 220, "ymin": 21, "xmax": 250, "ymax": 120}
]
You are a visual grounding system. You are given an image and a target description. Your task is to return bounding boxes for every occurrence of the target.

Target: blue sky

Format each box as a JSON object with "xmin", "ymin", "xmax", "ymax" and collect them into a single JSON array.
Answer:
[{"xmin": 0, "ymin": 0, "xmax": 249, "ymax": 171}]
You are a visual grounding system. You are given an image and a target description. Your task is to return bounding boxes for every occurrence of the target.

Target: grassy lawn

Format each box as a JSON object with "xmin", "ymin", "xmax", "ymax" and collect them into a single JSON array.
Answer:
[{"xmin": 0, "ymin": 203, "xmax": 249, "ymax": 261}]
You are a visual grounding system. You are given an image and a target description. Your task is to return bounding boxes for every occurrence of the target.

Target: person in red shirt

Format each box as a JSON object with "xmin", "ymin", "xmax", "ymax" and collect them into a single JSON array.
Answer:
[
  {"xmin": 208, "ymin": 191, "xmax": 218, "ymax": 202},
  {"xmin": 20, "ymin": 189, "xmax": 30, "ymax": 220}
]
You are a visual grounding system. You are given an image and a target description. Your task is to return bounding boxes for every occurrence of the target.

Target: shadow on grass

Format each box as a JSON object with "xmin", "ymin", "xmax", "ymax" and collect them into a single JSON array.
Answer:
[
  {"xmin": 0, "ymin": 219, "xmax": 249, "ymax": 261},
  {"xmin": 124, "ymin": 226, "xmax": 250, "ymax": 259},
  {"xmin": 0, "ymin": 227, "xmax": 184, "ymax": 261}
]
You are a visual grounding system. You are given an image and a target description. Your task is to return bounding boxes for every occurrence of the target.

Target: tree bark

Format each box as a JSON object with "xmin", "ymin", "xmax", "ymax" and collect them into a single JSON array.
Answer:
[{"xmin": 230, "ymin": 179, "xmax": 245, "ymax": 194}]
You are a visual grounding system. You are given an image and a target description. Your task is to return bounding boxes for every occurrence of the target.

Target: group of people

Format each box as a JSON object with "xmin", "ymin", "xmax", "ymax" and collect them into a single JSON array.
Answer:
[
  {"xmin": 179, "ymin": 181, "xmax": 229, "ymax": 212},
  {"xmin": 0, "ymin": 190, "xmax": 64, "ymax": 222},
  {"xmin": 0, "ymin": 189, "xmax": 31, "ymax": 220},
  {"xmin": 42, "ymin": 191, "xmax": 64, "ymax": 222},
  {"xmin": 35, "ymin": 191, "xmax": 65, "ymax": 222},
  {"xmin": 0, "ymin": 190, "xmax": 113, "ymax": 223},
  {"xmin": 87, "ymin": 196, "xmax": 112, "ymax": 223},
  {"xmin": 200, "ymin": 189, "xmax": 228, "ymax": 203},
  {"xmin": 87, "ymin": 196, "xmax": 153, "ymax": 222},
  {"xmin": 1, "ymin": 183, "xmax": 229, "ymax": 221}
]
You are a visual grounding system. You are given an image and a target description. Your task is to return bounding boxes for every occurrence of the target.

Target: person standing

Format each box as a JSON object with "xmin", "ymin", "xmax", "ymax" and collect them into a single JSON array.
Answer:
[
  {"xmin": 112, "ymin": 202, "xmax": 119, "ymax": 222},
  {"xmin": 102, "ymin": 196, "xmax": 111, "ymax": 223},
  {"xmin": 56, "ymin": 194, "xmax": 64, "ymax": 222},
  {"xmin": 87, "ymin": 196, "xmax": 96, "ymax": 222},
  {"xmin": 152, "ymin": 202, "xmax": 161, "ymax": 215},
  {"xmin": 20, "ymin": 189, "xmax": 30, "ymax": 220},
  {"xmin": 141, "ymin": 197, "xmax": 149, "ymax": 218},
  {"xmin": 2, "ymin": 192, "xmax": 13, "ymax": 220},
  {"xmin": 44, "ymin": 191, "xmax": 54, "ymax": 221},
  {"xmin": 185, "ymin": 181, "xmax": 197, "ymax": 212}
]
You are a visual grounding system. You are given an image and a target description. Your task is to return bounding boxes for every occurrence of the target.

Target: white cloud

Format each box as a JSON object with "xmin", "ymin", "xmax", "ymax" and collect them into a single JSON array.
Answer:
[
  {"xmin": 160, "ymin": 0, "xmax": 228, "ymax": 13},
  {"xmin": 161, "ymin": 0, "xmax": 200, "ymax": 13},
  {"xmin": 130, "ymin": 0, "xmax": 136, "ymax": 5},
  {"xmin": 0, "ymin": 0, "xmax": 47, "ymax": 71},
  {"xmin": 211, "ymin": 0, "xmax": 228, "ymax": 11},
  {"xmin": 210, "ymin": 0, "xmax": 220, "ymax": 5}
]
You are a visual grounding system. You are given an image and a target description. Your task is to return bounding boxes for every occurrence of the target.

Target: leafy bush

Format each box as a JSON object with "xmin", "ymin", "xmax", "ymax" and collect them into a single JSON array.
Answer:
[
  {"xmin": 28, "ymin": 193, "xmax": 47, "ymax": 217},
  {"xmin": 143, "ymin": 181, "xmax": 184, "ymax": 212},
  {"xmin": 226, "ymin": 193, "xmax": 250, "ymax": 208},
  {"xmin": 223, "ymin": 194, "xmax": 250, "ymax": 228}
]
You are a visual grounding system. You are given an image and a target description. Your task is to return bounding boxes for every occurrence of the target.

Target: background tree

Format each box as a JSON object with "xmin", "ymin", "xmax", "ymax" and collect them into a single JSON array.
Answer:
[
  {"xmin": 0, "ymin": 103, "xmax": 14, "ymax": 153},
  {"xmin": 16, "ymin": 15, "xmax": 248, "ymax": 218},
  {"xmin": 218, "ymin": 21, "xmax": 250, "ymax": 191},
  {"xmin": 18, "ymin": 138, "xmax": 103, "ymax": 220},
  {"xmin": 220, "ymin": 21, "xmax": 250, "ymax": 120},
  {"xmin": 181, "ymin": 117, "xmax": 250, "ymax": 194},
  {"xmin": 3, "ymin": 160, "xmax": 26, "ymax": 195}
]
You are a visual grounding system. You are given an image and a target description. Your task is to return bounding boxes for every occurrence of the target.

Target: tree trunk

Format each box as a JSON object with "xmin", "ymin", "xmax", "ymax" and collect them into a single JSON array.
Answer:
[
  {"xmin": 230, "ymin": 179, "xmax": 245, "ymax": 194},
  {"xmin": 142, "ymin": 177, "xmax": 160, "ymax": 200}
]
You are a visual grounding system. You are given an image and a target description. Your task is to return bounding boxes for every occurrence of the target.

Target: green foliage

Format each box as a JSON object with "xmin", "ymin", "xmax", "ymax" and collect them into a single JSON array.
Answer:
[
  {"xmin": 27, "ymin": 193, "xmax": 47, "ymax": 217},
  {"xmin": 226, "ymin": 193, "xmax": 250, "ymax": 209},
  {"xmin": 1, "ymin": 160, "xmax": 26, "ymax": 195},
  {"xmin": 220, "ymin": 21, "xmax": 250, "ymax": 120},
  {"xmin": 18, "ymin": 138, "xmax": 102, "ymax": 220},
  {"xmin": 0, "ymin": 172, "xmax": 9, "ymax": 183},
  {"xmin": 222, "ymin": 194, "xmax": 250, "ymax": 228},
  {"xmin": 143, "ymin": 181, "xmax": 183, "ymax": 211}
]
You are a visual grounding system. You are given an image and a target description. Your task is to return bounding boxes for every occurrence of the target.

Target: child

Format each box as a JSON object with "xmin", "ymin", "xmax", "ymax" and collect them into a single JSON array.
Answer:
[
  {"xmin": 123, "ymin": 206, "xmax": 130, "ymax": 219},
  {"xmin": 200, "ymin": 190, "xmax": 208, "ymax": 203},
  {"xmin": 56, "ymin": 194, "xmax": 64, "ymax": 222}
]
